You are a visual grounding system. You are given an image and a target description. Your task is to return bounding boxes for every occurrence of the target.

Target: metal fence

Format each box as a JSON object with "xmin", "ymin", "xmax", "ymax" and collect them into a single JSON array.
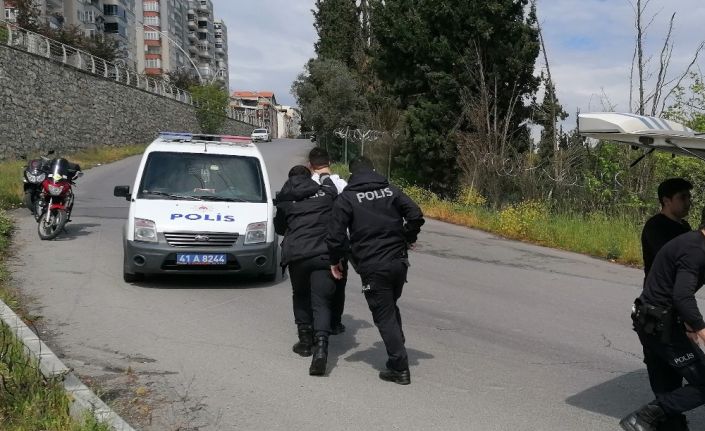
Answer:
[{"xmin": 0, "ymin": 19, "xmax": 260, "ymax": 126}]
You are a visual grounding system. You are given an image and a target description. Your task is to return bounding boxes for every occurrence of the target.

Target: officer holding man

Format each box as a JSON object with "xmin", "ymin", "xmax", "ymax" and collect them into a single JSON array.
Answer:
[
  {"xmin": 327, "ymin": 156, "xmax": 424, "ymax": 385},
  {"xmin": 621, "ymin": 226, "xmax": 705, "ymax": 431},
  {"xmin": 274, "ymin": 165, "xmax": 339, "ymax": 376},
  {"xmin": 308, "ymin": 147, "xmax": 348, "ymax": 335}
]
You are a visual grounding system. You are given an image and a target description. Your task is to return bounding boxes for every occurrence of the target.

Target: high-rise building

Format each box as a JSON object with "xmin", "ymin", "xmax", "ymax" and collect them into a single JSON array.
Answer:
[
  {"xmin": 136, "ymin": 0, "xmax": 227, "ymax": 89},
  {"xmin": 3, "ymin": 0, "xmax": 137, "ymax": 69}
]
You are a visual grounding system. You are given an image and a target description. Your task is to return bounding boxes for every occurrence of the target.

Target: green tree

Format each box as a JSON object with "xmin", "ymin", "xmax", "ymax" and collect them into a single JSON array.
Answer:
[
  {"xmin": 166, "ymin": 67, "xmax": 201, "ymax": 90},
  {"xmin": 535, "ymin": 80, "xmax": 568, "ymax": 160},
  {"xmin": 313, "ymin": 0, "xmax": 363, "ymax": 70},
  {"xmin": 371, "ymin": 0, "xmax": 540, "ymax": 197},
  {"xmin": 190, "ymin": 84, "xmax": 229, "ymax": 134},
  {"xmin": 291, "ymin": 58, "xmax": 370, "ymax": 159}
]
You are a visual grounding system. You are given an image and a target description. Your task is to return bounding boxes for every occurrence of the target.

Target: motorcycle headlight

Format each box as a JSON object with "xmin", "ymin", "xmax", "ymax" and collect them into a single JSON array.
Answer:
[
  {"xmin": 244, "ymin": 221, "xmax": 267, "ymax": 244},
  {"xmin": 134, "ymin": 218, "xmax": 158, "ymax": 243},
  {"xmin": 47, "ymin": 184, "xmax": 63, "ymax": 196},
  {"xmin": 26, "ymin": 172, "xmax": 46, "ymax": 183}
]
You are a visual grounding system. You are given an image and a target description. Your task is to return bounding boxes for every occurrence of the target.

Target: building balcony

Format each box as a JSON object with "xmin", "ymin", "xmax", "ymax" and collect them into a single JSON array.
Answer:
[
  {"xmin": 187, "ymin": 20, "xmax": 197, "ymax": 29},
  {"xmin": 215, "ymin": 47, "xmax": 224, "ymax": 55},
  {"xmin": 189, "ymin": 44, "xmax": 198, "ymax": 53},
  {"xmin": 198, "ymin": 2, "xmax": 209, "ymax": 12},
  {"xmin": 188, "ymin": 8, "xmax": 195, "ymax": 15},
  {"xmin": 198, "ymin": 49, "xmax": 211, "ymax": 59},
  {"xmin": 188, "ymin": 31, "xmax": 197, "ymax": 41},
  {"xmin": 197, "ymin": 26, "xmax": 208, "ymax": 33}
]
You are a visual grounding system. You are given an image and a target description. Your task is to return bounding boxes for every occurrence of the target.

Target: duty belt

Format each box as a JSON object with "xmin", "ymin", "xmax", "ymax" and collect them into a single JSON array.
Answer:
[{"xmin": 632, "ymin": 298, "xmax": 676, "ymax": 343}]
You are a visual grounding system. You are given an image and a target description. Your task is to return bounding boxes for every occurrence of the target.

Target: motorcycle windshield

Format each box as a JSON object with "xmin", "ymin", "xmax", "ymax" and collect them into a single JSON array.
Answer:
[{"xmin": 50, "ymin": 158, "xmax": 70, "ymax": 180}]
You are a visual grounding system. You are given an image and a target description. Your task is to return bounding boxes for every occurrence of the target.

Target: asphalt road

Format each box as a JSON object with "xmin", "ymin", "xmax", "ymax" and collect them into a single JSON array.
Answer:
[{"xmin": 9, "ymin": 138, "xmax": 705, "ymax": 430}]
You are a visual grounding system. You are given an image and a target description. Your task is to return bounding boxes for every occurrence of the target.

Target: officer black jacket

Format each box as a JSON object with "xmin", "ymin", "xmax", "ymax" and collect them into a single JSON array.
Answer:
[
  {"xmin": 274, "ymin": 175, "xmax": 337, "ymax": 267},
  {"xmin": 641, "ymin": 213, "xmax": 691, "ymax": 275},
  {"xmin": 327, "ymin": 169, "xmax": 424, "ymax": 276},
  {"xmin": 642, "ymin": 230, "xmax": 705, "ymax": 331}
]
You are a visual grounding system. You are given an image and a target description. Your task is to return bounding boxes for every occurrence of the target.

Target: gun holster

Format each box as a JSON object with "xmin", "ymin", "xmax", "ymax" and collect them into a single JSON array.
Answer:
[{"xmin": 632, "ymin": 298, "xmax": 674, "ymax": 343}]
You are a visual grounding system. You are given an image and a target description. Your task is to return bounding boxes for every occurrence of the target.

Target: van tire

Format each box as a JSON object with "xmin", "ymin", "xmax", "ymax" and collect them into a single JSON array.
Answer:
[{"xmin": 123, "ymin": 271, "xmax": 144, "ymax": 283}]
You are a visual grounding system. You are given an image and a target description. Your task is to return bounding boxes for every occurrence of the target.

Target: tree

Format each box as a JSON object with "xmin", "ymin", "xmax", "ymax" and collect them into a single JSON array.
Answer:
[
  {"xmin": 291, "ymin": 58, "xmax": 370, "ymax": 159},
  {"xmin": 166, "ymin": 67, "xmax": 201, "ymax": 91},
  {"xmin": 371, "ymin": 0, "xmax": 540, "ymax": 196},
  {"xmin": 313, "ymin": 0, "xmax": 363, "ymax": 70},
  {"xmin": 190, "ymin": 84, "xmax": 229, "ymax": 134},
  {"xmin": 13, "ymin": 0, "xmax": 41, "ymax": 31}
]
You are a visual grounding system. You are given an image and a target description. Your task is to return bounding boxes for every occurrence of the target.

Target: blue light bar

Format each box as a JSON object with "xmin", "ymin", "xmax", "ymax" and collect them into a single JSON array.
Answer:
[{"xmin": 158, "ymin": 132, "xmax": 193, "ymax": 141}]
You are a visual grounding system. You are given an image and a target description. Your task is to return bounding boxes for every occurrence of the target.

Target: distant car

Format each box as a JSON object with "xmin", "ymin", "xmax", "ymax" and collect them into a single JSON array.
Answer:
[{"xmin": 251, "ymin": 128, "xmax": 271, "ymax": 142}]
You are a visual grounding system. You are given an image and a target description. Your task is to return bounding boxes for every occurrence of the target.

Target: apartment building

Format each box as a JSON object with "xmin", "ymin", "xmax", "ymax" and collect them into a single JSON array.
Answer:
[
  {"xmin": 136, "ymin": 0, "xmax": 227, "ymax": 89},
  {"xmin": 3, "ymin": 0, "xmax": 137, "ymax": 68},
  {"xmin": 231, "ymin": 91, "xmax": 278, "ymax": 137}
]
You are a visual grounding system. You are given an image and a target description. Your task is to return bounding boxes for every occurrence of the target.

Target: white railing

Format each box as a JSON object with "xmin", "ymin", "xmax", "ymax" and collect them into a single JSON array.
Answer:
[{"xmin": 0, "ymin": 19, "xmax": 257, "ymax": 126}]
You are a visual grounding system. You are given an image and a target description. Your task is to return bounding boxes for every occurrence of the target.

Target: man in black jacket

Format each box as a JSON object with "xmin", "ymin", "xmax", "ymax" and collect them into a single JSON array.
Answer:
[
  {"xmin": 328, "ymin": 157, "xmax": 425, "ymax": 385},
  {"xmin": 274, "ymin": 165, "xmax": 338, "ymax": 376},
  {"xmin": 621, "ymin": 229, "xmax": 705, "ymax": 431},
  {"xmin": 642, "ymin": 178, "xmax": 692, "ymax": 275}
]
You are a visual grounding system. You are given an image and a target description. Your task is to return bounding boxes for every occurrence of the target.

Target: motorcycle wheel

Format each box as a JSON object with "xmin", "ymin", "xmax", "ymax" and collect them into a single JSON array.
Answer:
[{"xmin": 37, "ymin": 209, "xmax": 67, "ymax": 240}]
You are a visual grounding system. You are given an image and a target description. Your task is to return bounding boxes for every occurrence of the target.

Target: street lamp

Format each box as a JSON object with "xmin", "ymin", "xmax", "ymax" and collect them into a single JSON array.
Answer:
[{"xmin": 136, "ymin": 19, "xmax": 203, "ymax": 84}]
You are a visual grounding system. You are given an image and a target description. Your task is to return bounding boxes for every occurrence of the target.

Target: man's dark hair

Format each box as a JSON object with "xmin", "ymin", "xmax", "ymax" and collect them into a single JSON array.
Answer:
[
  {"xmin": 288, "ymin": 165, "xmax": 311, "ymax": 178},
  {"xmin": 657, "ymin": 178, "xmax": 693, "ymax": 205},
  {"xmin": 349, "ymin": 156, "xmax": 375, "ymax": 174},
  {"xmin": 308, "ymin": 147, "xmax": 330, "ymax": 168}
]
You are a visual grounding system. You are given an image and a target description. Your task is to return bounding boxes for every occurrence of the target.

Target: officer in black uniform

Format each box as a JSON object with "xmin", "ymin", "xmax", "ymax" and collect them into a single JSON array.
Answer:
[
  {"xmin": 274, "ymin": 165, "xmax": 339, "ymax": 376},
  {"xmin": 639, "ymin": 178, "xmax": 693, "ymax": 431},
  {"xmin": 621, "ymin": 229, "xmax": 705, "ymax": 431},
  {"xmin": 327, "ymin": 156, "xmax": 425, "ymax": 385},
  {"xmin": 642, "ymin": 178, "xmax": 692, "ymax": 275}
]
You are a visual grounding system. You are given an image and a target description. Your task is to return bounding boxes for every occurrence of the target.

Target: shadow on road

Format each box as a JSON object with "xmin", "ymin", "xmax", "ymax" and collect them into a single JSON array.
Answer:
[
  {"xmin": 135, "ymin": 273, "xmax": 288, "ymax": 290},
  {"xmin": 55, "ymin": 223, "xmax": 100, "ymax": 240},
  {"xmin": 565, "ymin": 369, "xmax": 705, "ymax": 426},
  {"xmin": 326, "ymin": 315, "xmax": 374, "ymax": 375},
  {"xmin": 343, "ymin": 340, "xmax": 434, "ymax": 372}
]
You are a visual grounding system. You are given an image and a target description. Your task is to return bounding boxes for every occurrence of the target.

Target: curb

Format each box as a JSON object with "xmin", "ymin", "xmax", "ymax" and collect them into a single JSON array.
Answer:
[{"xmin": 0, "ymin": 300, "xmax": 137, "ymax": 431}]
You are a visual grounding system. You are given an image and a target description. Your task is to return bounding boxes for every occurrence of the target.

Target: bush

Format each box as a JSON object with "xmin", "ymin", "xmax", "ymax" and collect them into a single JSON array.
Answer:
[
  {"xmin": 455, "ymin": 186, "xmax": 487, "ymax": 207},
  {"xmin": 498, "ymin": 200, "xmax": 548, "ymax": 237}
]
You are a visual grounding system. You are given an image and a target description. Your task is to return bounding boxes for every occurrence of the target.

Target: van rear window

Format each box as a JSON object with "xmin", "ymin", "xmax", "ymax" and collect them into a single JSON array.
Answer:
[{"xmin": 137, "ymin": 152, "xmax": 267, "ymax": 203}]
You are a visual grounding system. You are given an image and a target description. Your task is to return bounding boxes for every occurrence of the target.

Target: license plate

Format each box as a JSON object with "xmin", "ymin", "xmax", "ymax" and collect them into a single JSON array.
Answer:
[{"xmin": 176, "ymin": 253, "xmax": 227, "ymax": 265}]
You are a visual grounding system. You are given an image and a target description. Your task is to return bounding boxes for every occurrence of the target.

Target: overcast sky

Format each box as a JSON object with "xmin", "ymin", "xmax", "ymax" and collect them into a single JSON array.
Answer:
[{"xmin": 212, "ymin": 0, "xmax": 705, "ymax": 126}]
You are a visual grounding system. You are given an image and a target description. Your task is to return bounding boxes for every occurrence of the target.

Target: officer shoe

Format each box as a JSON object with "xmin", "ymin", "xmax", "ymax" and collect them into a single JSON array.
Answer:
[
  {"xmin": 292, "ymin": 325, "xmax": 313, "ymax": 357},
  {"xmin": 379, "ymin": 368, "xmax": 411, "ymax": 385},
  {"xmin": 619, "ymin": 402, "xmax": 666, "ymax": 431},
  {"xmin": 309, "ymin": 335, "xmax": 328, "ymax": 376}
]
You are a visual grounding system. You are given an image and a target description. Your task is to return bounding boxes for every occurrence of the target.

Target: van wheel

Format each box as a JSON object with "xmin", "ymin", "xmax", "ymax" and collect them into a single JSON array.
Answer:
[{"xmin": 123, "ymin": 271, "xmax": 145, "ymax": 283}]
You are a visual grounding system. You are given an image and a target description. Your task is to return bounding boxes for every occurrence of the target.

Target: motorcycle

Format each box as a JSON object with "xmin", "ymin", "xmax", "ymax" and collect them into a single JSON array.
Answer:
[
  {"xmin": 36, "ymin": 158, "xmax": 82, "ymax": 240},
  {"xmin": 21, "ymin": 150, "xmax": 54, "ymax": 217}
]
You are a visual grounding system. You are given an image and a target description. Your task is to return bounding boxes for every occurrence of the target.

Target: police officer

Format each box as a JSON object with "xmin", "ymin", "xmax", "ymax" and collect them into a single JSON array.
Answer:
[
  {"xmin": 308, "ymin": 147, "xmax": 348, "ymax": 335},
  {"xmin": 327, "ymin": 156, "xmax": 424, "ymax": 385},
  {"xmin": 639, "ymin": 178, "xmax": 693, "ymax": 430},
  {"xmin": 274, "ymin": 165, "xmax": 338, "ymax": 375},
  {"xmin": 642, "ymin": 178, "xmax": 693, "ymax": 275},
  {"xmin": 621, "ymin": 227, "xmax": 705, "ymax": 431}
]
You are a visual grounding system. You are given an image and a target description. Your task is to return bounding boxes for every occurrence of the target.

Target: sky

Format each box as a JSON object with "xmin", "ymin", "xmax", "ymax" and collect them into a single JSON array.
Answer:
[{"xmin": 211, "ymin": 0, "xmax": 705, "ymax": 126}]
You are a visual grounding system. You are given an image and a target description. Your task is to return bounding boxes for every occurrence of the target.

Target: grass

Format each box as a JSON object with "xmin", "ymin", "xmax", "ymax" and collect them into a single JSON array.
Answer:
[
  {"xmin": 0, "ymin": 144, "xmax": 147, "ymax": 430},
  {"xmin": 331, "ymin": 163, "xmax": 643, "ymax": 266}
]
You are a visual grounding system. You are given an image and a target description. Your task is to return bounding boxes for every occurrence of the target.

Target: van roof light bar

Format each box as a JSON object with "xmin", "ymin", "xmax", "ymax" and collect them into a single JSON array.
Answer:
[{"xmin": 158, "ymin": 132, "xmax": 253, "ymax": 146}]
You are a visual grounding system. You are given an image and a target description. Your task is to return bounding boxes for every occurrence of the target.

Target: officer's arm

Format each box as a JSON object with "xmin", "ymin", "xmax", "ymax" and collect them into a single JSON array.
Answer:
[
  {"xmin": 673, "ymin": 254, "xmax": 705, "ymax": 331},
  {"xmin": 392, "ymin": 187, "xmax": 425, "ymax": 244},
  {"xmin": 273, "ymin": 203, "xmax": 289, "ymax": 236},
  {"xmin": 327, "ymin": 196, "xmax": 352, "ymax": 265}
]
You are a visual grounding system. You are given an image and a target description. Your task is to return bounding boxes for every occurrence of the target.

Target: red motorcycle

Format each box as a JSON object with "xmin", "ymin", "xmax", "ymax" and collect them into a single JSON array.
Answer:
[{"xmin": 36, "ymin": 158, "xmax": 82, "ymax": 240}]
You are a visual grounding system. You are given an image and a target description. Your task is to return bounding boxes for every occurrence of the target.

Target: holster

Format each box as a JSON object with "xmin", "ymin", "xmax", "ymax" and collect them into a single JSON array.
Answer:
[{"xmin": 632, "ymin": 298, "xmax": 674, "ymax": 343}]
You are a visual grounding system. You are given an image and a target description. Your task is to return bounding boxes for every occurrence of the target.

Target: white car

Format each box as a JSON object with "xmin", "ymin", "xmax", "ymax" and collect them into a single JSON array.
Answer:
[
  {"xmin": 113, "ymin": 132, "xmax": 278, "ymax": 283},
  {"xmin": 250, "ymin": 128, "xmax": 271, "ymax": 142}
]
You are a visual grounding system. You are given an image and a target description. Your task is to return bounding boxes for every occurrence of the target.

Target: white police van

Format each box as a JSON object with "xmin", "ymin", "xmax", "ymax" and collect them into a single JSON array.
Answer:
[{"xmin": 114, "ymin": 132, "xmax": 278, "ymax": 283}]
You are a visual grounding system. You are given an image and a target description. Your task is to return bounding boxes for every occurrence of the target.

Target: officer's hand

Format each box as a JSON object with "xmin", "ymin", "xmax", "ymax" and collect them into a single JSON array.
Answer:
[
  {"xmin": 331, "ymin": 263, "xmax": 344, "ymax": 280},
  {"xmin": 408, "ymin": 243, "xmax": 417, "ymax": 250}
]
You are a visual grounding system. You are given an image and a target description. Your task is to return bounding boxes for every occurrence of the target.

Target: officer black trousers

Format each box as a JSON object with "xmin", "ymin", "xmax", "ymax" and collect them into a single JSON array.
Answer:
[
  {"xmin": 637, "ymin": 327, "xmax": 705, "ymax": 415},
  {"xmin": 363, "ymin": 259, "xmax": 408, "ymax": 371},
  {"xmin": 288, "ymin": 256, "xmax": 336, "ymax": 336}
]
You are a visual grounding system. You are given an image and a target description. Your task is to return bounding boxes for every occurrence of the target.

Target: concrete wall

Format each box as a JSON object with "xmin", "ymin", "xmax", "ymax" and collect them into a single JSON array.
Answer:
[{"xmin": 0, "ymin": 43, "xmax": 252, "ymax": 159}]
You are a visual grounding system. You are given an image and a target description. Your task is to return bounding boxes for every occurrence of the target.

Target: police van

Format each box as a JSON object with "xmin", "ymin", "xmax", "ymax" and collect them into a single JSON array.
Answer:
[{"xmin": 114, "ymin": 132, "xmax": 278, "ymax": 283}]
